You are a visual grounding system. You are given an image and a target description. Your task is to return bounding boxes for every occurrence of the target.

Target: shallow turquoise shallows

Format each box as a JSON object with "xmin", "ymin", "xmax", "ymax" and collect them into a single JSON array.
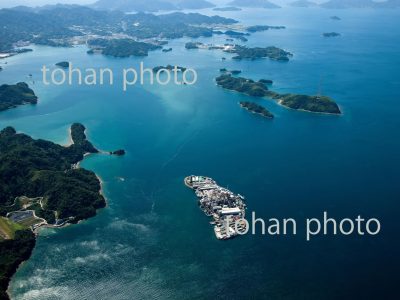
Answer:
[{"xmin": 1, "ymin": 7, "xmax": 400, "ymax": 300}]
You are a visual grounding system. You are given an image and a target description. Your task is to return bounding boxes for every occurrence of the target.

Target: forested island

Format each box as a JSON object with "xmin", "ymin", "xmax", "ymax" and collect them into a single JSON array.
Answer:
[
  {"xmin": 0, "ymin": 122, "xmax": 124, "ymax": 298},
  {"xmin": 278, "ymin": 94, "xmax": 341, "ymax": 114},
  {"xmin": 0, "ymin": 82, "xmax": 37, "ymax": 112},
  {"xmin": 87, "ymin": 38, "xmax": 162, "ymax": 57},
  {"xmin": 216, "ymin": 74, "xmax": 341, "ymax": 114},
  {"xmin": 240, "ymin": 101, "xmax": 274, "ymax": 118},
  {"xmin": 225, "ymin": 45, "xmax": 293, "ymax": 61}
]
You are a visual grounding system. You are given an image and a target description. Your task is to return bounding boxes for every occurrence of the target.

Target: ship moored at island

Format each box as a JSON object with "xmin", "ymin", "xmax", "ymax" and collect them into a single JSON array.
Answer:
[{"xmin": 185, "ymin": 176, "xmax": 247, "ymax": 240}]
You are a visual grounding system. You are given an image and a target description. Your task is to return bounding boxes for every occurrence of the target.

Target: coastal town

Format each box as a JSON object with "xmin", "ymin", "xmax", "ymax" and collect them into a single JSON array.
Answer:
[{"xmin": 185, "ymin": 175, "xmax": 247, "ymax": 240}]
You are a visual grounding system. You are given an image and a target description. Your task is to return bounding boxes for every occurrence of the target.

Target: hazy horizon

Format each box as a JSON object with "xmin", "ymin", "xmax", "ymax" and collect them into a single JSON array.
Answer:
[{"xmin": 0, "ymin": 0, "xmax": 327, "ymax": 10}]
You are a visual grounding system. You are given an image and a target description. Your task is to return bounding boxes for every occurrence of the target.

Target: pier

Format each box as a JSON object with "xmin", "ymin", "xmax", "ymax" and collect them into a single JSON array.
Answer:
[{"xmin": 185, "ymin": 175, "xmax": 247, "ymax": 240}]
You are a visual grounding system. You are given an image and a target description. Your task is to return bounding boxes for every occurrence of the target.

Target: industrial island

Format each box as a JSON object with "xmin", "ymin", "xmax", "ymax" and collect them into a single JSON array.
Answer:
[{"xmin": 185, "ymin": 176, "xmax": 247, "ymax": 240}]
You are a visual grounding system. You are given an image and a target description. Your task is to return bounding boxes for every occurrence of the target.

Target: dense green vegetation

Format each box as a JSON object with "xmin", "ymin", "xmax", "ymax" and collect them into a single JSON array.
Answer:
[
  {"xmin": 216, "ymin": 74, "xmax": 341, "ymax": 114},
  {"xmin": 87, "ymin": 38, "xmax": 161, "ymax": 57},
  {"xmin": 0, "ymin": 82, "xmax": 37, "ymax": 112},
  {"xmin": 279, "ymin": 94, "xmax": 341, "ymax": 114},
  {"xmin": 216, "ymin": 74, "xmax": 272, "ymax": 97},
  {"xmin": 225, "ymin": 45, "xmax": 293, "ymax": 61},
  {"xmin": 240, "ymin": 101, "xmax": 274, "ymax": 118},
  {"xmin": 0, "ymin": 122, "xmax": 116, "ymax": 298},
  {"xmin": 70, "ymin": 123, "xmax": 99, "ymax": 154},
  {"xmin": 0, "ymin": 123, "xmax": 104, "ymax": 219},
  {"xmin": 0, "ymin": 230, "xmax": 35, "ymax": 300}
]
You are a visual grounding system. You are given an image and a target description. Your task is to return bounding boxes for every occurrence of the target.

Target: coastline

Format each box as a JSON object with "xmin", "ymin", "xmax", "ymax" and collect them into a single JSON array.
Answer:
[
  {"xmin": 63, "ymin": 127, "xmax": 73, "ymax": 147},
  {"xmin": 3, "ymin": 126, "xmax": 111, "ymax": 300},
  {"xmin": 215, "ymin": 82, "xmax": 341, "ymax": 115},
  {"xmin": 276, "ymin": 99, "xmax": 342, "ymax": 116},
  {"xmin": 239, "ymin": 103, "xmax": 274, "ymax": 119}
]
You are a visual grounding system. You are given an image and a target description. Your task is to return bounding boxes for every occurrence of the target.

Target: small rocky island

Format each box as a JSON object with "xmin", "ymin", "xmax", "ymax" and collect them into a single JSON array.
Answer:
[
  {"xmin": 323, "ymin": 32, "xmax": 341, "ymax": 37},
  {"xmin": 0, "ymin": 82, "xmax": 37, "ymax": 111},
  {"xmin": 220, "ymin": 69, "xmax": 242, "ymax": 75},
  {"xmin": 153, "ymin": 65, "xmax": 187, "ymax": 73},
  {"xmin": 0, "ymin": 123, "xmax": 124, "ymax": 298},
  {"xmin": 216, "ymin": 74, "xmax": 341, "ymax": 114},
  {"xmin": 111, "ymin": 149, "xmax": 125, "ymax": 156},
  {"xmin": 55, "ymin": 61, "xmax": 69, "ymax": 68},
  {"xmin": 240, "ymin": 101, "xmax": 274, "ymax": 119},
  {"xmin": 259, "ymin": 79, "xmax": 273, "ymax": 85}
]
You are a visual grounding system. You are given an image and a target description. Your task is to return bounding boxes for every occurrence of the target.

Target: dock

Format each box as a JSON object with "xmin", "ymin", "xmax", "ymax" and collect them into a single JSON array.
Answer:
[{"xmin": 184, "ymin": 175, "xmax": 247, "ymax": 240}]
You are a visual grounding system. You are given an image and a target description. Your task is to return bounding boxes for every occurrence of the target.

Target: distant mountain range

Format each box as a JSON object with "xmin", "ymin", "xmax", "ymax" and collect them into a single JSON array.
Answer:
[
  {"xmin": 285, "ymin": 0, "xmax": 400, "ymax": 8},
  {"xmin": 320, "ymin": 0, "xmax": 400, "ymax": 8},
  {"xmin": 320, "ymin": 0, "xmax": 377, "ymax": 8},
  {"xmin": 289, "ymin": 0, "xmax": 318, "ymax": 7},
  {"xmin": 92, "ymin": 0, "xmax": 215, "ymax": 12},
  {"xmin": 227, "ymin": 0, "xmax": 281, "ymax": 9}
]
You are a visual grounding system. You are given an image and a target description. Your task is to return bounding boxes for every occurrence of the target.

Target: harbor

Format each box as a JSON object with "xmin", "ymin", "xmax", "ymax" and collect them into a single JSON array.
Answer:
[{"xmin": 184, "ymin": 175, "xmax": 247, "ymax": 240}]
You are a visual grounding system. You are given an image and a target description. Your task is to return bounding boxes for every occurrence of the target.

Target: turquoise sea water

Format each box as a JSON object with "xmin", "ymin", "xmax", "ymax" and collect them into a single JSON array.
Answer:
[{"xmin": 1, "ymin": 7, "xmax": 400, "ymax": 300}]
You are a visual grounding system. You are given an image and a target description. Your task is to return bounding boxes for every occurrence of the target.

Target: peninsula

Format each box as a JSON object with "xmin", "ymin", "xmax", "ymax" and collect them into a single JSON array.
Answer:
[
  {"xmin": 216, "ymin": 74, "xmax": 341, "ymax": 114},
  {"xmin": 0, "ymin": 123, "xmax": 124, "ymax": 299},
  {"xmin": 0, "ymin": 82, "xmax": 37, "ymax": 112}
]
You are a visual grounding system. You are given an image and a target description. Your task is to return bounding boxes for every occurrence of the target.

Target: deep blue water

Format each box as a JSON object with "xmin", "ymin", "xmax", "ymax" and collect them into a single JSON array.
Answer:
[{"xmin": 1, "ymin": 7, "xmax": 399, "ymax": 300}]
